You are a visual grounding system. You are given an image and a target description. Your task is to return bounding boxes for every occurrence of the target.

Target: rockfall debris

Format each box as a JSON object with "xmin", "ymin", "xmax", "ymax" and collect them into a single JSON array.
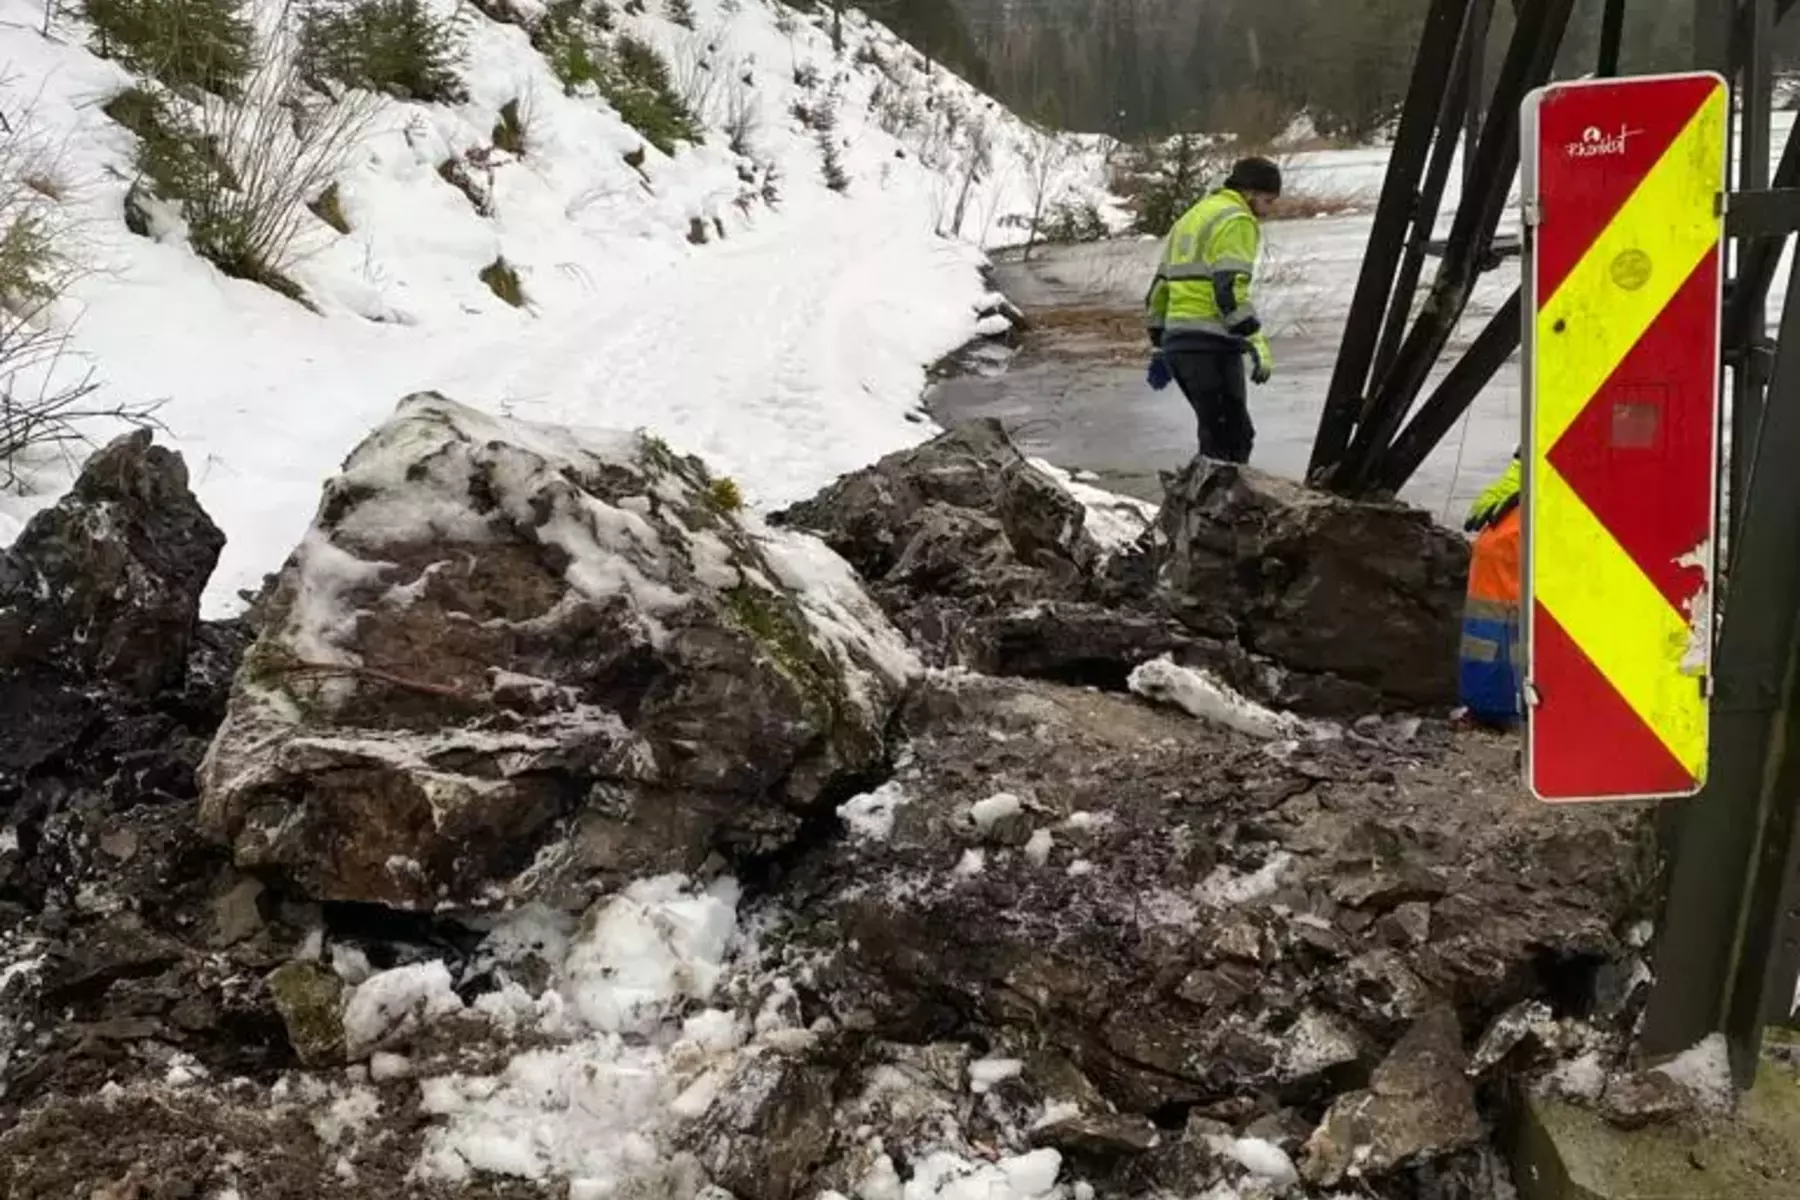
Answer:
[
  {"xmin": 773, "ymin": 419, "xmax": 1467, "ymax": 716},
  {"xmin": 0, "ymin": 413, "xmax": 1670, "ymax": 1200}
]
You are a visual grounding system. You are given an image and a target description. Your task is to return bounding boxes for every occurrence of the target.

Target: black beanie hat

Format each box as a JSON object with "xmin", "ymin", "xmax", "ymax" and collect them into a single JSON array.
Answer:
[{"xmin": 1226, "ymin": 156, "xmax": 1282, "ymax": 197}]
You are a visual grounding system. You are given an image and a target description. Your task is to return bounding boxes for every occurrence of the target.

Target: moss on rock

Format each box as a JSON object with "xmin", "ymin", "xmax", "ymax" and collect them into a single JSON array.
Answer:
[
  {"xmin": 724, "ymin": 583, "xmax": 871, "ymax": 761},
  {"xmin": 267, "ymin": 960, "xmax": 346, "ymax": 1066}
]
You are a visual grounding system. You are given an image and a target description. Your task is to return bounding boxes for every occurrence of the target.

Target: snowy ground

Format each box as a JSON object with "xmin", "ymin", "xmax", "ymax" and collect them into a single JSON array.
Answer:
[{"xmin": 0, "ymin": 0, "xmax": 1117, "ymax": 613}]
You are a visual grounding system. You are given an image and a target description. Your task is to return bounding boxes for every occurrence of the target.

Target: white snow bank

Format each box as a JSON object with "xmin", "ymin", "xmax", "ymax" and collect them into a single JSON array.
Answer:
[
  {"xmin": 839, "ymin": 780, "xmax": 910, "ymax": 843},
  {"xmin": 1128, "ymin": 656, "xmax": 1311, "ymax": 740},
  {"xmin": 0, "ymin": 0, "xmax": 1115, "ymax": 616},
  {"xmin": 1023, "ymin": 828, "xmax": 1054, "ymax": 867}
]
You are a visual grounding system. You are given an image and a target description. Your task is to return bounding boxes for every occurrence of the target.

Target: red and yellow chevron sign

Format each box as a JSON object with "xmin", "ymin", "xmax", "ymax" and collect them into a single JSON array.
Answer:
[{"xmin": 1522, "ymin": 73, "xmax": 1726, "ymax": 803}]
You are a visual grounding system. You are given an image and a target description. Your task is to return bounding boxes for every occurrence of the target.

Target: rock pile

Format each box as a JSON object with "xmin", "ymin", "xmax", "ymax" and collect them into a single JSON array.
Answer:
[
  {"xmin": 775, "ymin": 420, "xmax": 1467, "ymax": 715},
  {"xmin": 0, "ymin": 409, "xmax": 1660, "ymax": 1200}
]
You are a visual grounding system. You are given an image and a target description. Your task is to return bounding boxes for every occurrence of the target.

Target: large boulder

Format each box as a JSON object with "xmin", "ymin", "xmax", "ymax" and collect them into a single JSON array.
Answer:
[
  {"xmin": 776, "ymin": 671, "xmax": 1649, "ymax": 1191},
  {"xmin": 1152, "ymin": 458, "xmax": 1468, "ymax": 709},
  {"xmin": 199, "ymin": 394, "xmax": 914, "ymax": 910},
  {"xmin": 774, "ymin": 421, "xmax": 1190, "ymax": 687},
  {"xmin": 0, "ymin": 429, "xmax": 225, "ymax": 696},
  {"xmin": 776, "ymin": 417, "xmax": 1099, "ymax": 588},
  {"xmin": 778, "ymin": 423, "xmax": 1471, "ymax": 716}
]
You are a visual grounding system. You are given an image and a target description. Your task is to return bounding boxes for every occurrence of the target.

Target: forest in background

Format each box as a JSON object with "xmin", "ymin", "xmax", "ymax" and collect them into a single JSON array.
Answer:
[{"xmin": 861, "ymin": 0, "xmax": 1800, "ymax": 140}]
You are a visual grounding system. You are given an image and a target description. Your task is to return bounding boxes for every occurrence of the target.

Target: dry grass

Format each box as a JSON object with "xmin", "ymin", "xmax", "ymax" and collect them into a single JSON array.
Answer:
[
  {"xmin": 1024, "ymin": 305, "xmax": 1145, "ymax": 363},
  {"xmin": 1265, "ymin": 184, "xmax": 1372, "ymax": 221}
]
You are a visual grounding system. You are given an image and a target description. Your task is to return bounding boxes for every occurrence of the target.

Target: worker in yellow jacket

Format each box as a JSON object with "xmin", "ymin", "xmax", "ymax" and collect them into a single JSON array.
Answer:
[
  {"xmin": 1460, "ymin": 452, "xmax": 1523, "ymax": 726},
  {"xmin": 1143, "ymin": 157, "xmax": 1281, "ymax": 463}
]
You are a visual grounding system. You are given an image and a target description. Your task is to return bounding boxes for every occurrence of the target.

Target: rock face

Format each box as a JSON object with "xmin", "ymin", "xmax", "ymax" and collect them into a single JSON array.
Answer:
[
  {"xmin": 1153, "ymin": 458, "xmax": 1467, "ymax": 710},
  {"xmin": 777, "ymin": 421, "xmax": 1469, "ymax": 715},
  {"xmin": 0, "ymin": 429, "xmax": 225, "ymax": 696},
  {"xmin": 200, "ymin": 394, "xmax": 914, "ymax": 910}
]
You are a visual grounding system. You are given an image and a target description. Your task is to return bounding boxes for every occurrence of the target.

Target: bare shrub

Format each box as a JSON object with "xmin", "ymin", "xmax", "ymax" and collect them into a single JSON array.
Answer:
[
  {"xmin": 120, "ymin": 15, "xmax": 380, "ymax": 301},
  {"xmin": 870, "ymin": 77, "xmax": 922, "ymax": 141},
  {"xmin": 945, "ymin": 114, "xmax": 990, "ymax": 235},
  {"xmin": 1264, "ymin": 158, "xmax": 1374, "ymax": 220},
  {"xmin": 719, "ymin": 71, "xmax": 758, "ymax": 157},
  {"xmin": 1208, "ymin": 85, "xmax": 1292, "ymax": 148},
  {"xmin": 1040, "ymin": 198, "xmax": 1107, "ymax": 244},
  {"xmin": 1018, "ymin": 121, "xmax": 1069, "ymax": 259},
  {"xmin": 0, "ymin": 79, "xmax": 161, "ymax": 484},
  {"xmin": 669, "ymin": 29, "xmax": 721, "ymax": 121}
]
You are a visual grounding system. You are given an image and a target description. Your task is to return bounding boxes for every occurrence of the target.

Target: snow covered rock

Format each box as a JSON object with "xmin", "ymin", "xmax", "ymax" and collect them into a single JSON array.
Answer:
[
  {"xmin": 200, "ymin": 394, "xmax": 911, "ymax": 909},
  {"xmin": 1301, "ymin": 1007, "xmax": 1482, "ymax": 1186},
  {"xmin": 0, "ymin": 430, "xmax": 224, "ymax": 697},
  {"xmin": 1152, "ymin": 459, "xmax": 1467, "ymax": 713}
]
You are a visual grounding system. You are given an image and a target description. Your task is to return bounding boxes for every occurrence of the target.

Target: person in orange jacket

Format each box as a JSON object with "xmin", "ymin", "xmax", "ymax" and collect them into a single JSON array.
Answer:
[{"xmin": 1460, "ymin": 452, "xmax": 1522, "ymax": 726}]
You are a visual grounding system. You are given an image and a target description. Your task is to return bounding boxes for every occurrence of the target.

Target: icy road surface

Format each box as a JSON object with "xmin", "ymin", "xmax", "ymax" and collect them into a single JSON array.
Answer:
[{"xmin": 931, "ymin": 229, "xmax": 1521, "ymax": 522}]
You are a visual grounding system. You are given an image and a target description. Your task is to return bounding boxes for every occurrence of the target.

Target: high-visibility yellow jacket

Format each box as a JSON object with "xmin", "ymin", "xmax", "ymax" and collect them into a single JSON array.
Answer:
[{"xmin": 1145, "ymin": 188, "xmax": 1266, "ymax": 358}]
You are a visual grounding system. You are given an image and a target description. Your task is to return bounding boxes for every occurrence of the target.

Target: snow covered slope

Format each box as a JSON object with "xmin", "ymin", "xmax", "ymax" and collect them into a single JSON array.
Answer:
[{"xmin": 0, "ymin": 0, "xmax": 1113, "ymax": 612}]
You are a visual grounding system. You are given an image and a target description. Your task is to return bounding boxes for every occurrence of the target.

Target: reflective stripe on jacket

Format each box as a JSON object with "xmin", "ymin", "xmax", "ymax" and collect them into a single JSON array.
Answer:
[
  {"xmin": 1459, "ymin": 505, "xmax": 1522, "ymax": 723},
  {"xmin": 1145, "ymin": 188, "xmax": 1263, "ymax": 346}
]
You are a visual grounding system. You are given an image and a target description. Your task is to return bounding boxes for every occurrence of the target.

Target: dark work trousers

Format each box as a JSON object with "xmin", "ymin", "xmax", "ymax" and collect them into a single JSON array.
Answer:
[{"xmin": 1166, "ymin": 348, "xmax": 1252, "ymax": 463}]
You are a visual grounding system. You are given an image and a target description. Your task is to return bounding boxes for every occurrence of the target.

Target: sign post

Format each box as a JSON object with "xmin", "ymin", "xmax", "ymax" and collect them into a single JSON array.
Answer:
[{"xmin": 1520, "ymin": 73, "xmax": 1728, "ymax": 803}]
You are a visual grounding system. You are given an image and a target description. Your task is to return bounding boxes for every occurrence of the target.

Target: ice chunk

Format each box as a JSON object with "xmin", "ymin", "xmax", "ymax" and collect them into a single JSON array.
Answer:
[
  {"xmin": 969, "ymin": 1056, "xmax": 1023, "ymax": 1093},
  {"xmin": 969, "ymin": 792, "xmax": 1023, "ymax": 831},
  {"xmin": 840, "ymin": 781, "xmax": 909, "ymax": 842},
  {"xmin": 343, "ymin": 962, "xmax": 464, "ymax": 1057},
  {"xmin": 560, "ymin": 875, "xmax": 740, "ymax": 1035},
  {"xmin": 1129, "ymin": 655, "xmax": 1314, "ymax": 740},
  {"xmin": 1652, "ymin": 1032, "xmax": 1733, "ymax": 1112},
  {"xmin": 1195, "ymin": 852, "xmax": 1294, "ymax": 908},
  {"xmin": 1024, "ymin": 829, "xmax": 1054, "ymax": 867},
  {"xmin": 1226, "ymin": 1136, "xmax": 1298, "ymax": 1185}
]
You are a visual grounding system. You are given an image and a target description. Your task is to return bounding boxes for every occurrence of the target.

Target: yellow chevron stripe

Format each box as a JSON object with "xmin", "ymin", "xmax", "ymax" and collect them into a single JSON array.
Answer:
[
  {"xmin": 1535, "ymin": 465, "xmax": 1708, "ymax": 780},
  {"xmin": 1534, "ymin": 83, "xmax": 1727, "ymax": 458}
]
